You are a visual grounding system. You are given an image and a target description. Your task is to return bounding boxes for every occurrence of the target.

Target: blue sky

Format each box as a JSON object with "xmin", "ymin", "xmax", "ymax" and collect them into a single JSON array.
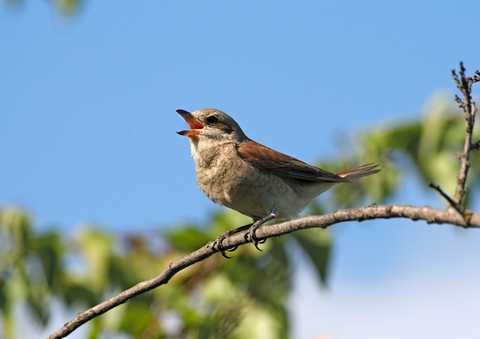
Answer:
[
  {"xmin": 2, "ymin": 1, "xmax": 480, "ymax": 338},
  {"xmin": 2, "ymin": 1, "xmax": 479, "ymax": 230}
]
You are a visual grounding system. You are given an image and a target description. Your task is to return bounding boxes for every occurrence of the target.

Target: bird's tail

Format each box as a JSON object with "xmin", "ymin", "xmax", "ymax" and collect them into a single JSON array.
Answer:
[{"xmin": 335, "ymin": 163, "xmax": 381, "ymax": 181}]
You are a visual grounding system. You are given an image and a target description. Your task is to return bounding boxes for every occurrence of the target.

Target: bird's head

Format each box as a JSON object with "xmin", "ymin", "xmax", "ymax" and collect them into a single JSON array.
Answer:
[{"xmin": 177, "ymin": 109, "xmax": 248, "ymax": 144}]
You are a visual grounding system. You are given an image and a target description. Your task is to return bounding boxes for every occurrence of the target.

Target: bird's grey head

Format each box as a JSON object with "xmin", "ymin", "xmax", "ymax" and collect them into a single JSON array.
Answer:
[{"xmin": 177, "ymin": 108, "xmax": 248, "ymax": 143}]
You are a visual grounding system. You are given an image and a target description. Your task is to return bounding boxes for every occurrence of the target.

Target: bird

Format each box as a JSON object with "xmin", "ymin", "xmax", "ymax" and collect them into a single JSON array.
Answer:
[{"xmin": 177, "ymin": 108, "xmax": 380, "ymax": 257}]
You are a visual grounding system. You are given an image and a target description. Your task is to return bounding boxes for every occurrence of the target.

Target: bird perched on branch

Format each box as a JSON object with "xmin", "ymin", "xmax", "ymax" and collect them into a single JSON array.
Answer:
[{"xmin": 177, "ymin": 108, "xmax": 380, "ymax": 257}]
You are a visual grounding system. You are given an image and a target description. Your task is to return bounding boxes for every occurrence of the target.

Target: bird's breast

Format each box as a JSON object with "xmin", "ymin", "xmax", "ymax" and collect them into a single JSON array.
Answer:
[
  {"xmin": 191, "ymin": 141, "xmax": 334, "ymax": 220},
  {"xmin": 193, "ymin": 143, "xmax": 247, "ymax": 203}
]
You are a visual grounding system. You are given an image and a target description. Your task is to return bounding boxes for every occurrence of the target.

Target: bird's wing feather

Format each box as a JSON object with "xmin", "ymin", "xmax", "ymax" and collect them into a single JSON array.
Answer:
[
  {"xmin": 237, "ymin": 140, "xmax": 350, "ymax": 183},
  {"xmin": 335, "ymin": 163, "xmax": 381, "ymax": 180}
]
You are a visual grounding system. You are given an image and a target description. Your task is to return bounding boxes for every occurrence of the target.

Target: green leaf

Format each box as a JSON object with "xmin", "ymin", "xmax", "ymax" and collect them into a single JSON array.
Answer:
[
  {"xmin": 166, "ymin": 227, "xmax": 211, "ymax": 251},
  {"xmin": 62, "ymin": 283, "xmax": 98, "ymax": 307},
  {"xmin": 118, "ymin": 301, "xmax": 154, "ymax": 337},
  {"xmin": 293, "ymin": 229, "xmax": 331, "ymax": 284},
  {"xmin": 75, "ymin": 229, "xmax": 114, "ymax": 292},
  {"xmin": 30, "ymin": 232, "xmax": 64, "ymax": 290}
]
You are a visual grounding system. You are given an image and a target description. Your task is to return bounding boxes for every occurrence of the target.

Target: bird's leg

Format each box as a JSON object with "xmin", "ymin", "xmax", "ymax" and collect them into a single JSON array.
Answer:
[
  {"xmin": 212, "ymin": 211, "xmax": 276, "ymax": 257},
  {"xmin": 246, "ymin": 212, "xmax": 276, "ymax": 251},
  {"xmin": 212, "ymin": 223, "xmax": 253, "ymax": 258}
]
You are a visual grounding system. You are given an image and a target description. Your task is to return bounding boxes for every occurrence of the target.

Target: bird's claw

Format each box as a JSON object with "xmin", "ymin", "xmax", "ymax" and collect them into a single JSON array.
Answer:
[
  {"xmin": 212, "ymin": 233, "xmax": 234, "ymax": 259},
  {"xmin": 212, "ymin": 214, "xmax": 274, "ymax": 257},
  {"xmin": 245, "ymin": 213, "xmax": 276, "ymax": 251},
  {"xmin": 246, "ymin": 224, "xmax": 264, "ymax": 251}
]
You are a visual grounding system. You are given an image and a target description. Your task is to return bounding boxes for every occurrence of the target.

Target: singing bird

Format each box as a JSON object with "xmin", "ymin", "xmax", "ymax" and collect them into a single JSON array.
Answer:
[{"xmin": 177, "ymin": 108, "xmax": 380, "ymax": 256}]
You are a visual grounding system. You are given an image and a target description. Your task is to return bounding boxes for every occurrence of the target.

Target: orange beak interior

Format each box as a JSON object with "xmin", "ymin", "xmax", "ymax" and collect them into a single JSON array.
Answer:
[{"xmin": 177, "ymin": 109, "xmax": 204, "ymax": 136}]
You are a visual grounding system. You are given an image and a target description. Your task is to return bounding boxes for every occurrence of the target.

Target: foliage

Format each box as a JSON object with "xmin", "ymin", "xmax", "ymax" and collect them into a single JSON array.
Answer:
[
  {"xmin": 0, "ymin": 208, "xmax": 297, "ymax": 338},
  {"xmin": 0, "ymin": 93, "xmax": 478, "ymax": 338},
  {"xmin": 315, "ymin": 93, "xmax": 480, "ymax": 211},
  {"xmin": 5, "ymin": 0, "xmax": 80, "ymax": 16}
]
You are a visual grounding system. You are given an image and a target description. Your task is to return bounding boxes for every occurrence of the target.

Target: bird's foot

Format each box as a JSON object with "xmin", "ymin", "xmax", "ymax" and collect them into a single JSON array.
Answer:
[
  {"xmin": 212, "ymin": 212, "xmax": 276, "ymax": 257},
  {"xmin": 213, "ymin": 224, "xmax": 252, "ymax": 258},
  {"xmin": 245, "ymin": 213, "xmax": 276, "ymax": 251}
]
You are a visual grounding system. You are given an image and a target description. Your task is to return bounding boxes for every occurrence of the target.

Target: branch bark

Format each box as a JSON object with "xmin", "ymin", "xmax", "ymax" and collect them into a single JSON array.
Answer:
[{"xmin": 48, "ymin": 203, "xmax": 480, "ymax": 339}]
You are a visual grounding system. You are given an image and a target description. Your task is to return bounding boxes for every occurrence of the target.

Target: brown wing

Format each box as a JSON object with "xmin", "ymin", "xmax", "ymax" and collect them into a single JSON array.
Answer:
[{"xmin": 237, "ymin": 140, "xmax": 350, "ymax": 183}]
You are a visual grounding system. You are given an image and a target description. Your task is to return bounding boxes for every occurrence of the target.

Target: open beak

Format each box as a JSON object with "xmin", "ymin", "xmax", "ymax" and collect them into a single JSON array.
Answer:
[{"xmin": 176, "ymin": 109, "xmax": 204, "ymax": 137}]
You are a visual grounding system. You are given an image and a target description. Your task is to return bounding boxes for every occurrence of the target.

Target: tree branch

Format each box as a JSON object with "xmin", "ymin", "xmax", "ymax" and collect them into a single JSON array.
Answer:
[
  {"xmin": 452, "ymin": 62, "xmax": 479, "ymax": 205},
  {"xmin": 47, "ymin": 203, "xmax": 480, "ymax": 339}
]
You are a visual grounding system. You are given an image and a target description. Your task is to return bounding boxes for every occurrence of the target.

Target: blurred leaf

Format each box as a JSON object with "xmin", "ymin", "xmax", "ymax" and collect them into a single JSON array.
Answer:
[
  {"xmin": 118, "ymin": 301, "xmax": 153, "ymax": 337},
  {"xmin": 196, "ymin": 303, "xmax": 243, "ymax": 339},
  {"xmin": 88, "ymin": 319, "xmax": 100, "ymax": 339},
  {"xmin": 293, "ymin": 229, "xmax": 331, "ymax": 284},
  {"xmin": 166, "ymin": 227, "xmax": 211, "ymax": 252},
  {"xmin": 4, "ymin": 0, "xmax": 82, "ymax": 16},
  {"xmin": 62, "ymin": 283, "xmax": 97, "ymax": 307},
  {"xmin": 56, "ymin": 0, "xmax": 80, "ymax": 13},
  {"xmin": 75, "ymin": 228, "xmax": 114, "ymax": 293},
  {"xmin": 0, "ymin": 206, "xmax": 32, "ymax": 255},
  {"xmin": 30, "ymin": 232, "xmax": 63, "ymax": 289}
]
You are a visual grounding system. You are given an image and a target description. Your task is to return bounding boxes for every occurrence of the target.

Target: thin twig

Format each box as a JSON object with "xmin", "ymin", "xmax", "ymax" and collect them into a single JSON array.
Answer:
[
  {"xmin": 428, "ymin": 182, "xmax": 465, "ymax": 216},
  {"xmin": 451, "ymin": 62, "xmax": 479, "ymax": 205},
  {"xmin": 47, "ymin": 204, "xmax": 480, "ymax": 339}
]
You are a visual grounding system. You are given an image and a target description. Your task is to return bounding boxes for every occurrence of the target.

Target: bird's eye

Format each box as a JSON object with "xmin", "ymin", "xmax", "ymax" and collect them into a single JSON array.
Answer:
[{"xmin": 206, "ymin": 116, "xmax": 218, "ymax": 124}]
